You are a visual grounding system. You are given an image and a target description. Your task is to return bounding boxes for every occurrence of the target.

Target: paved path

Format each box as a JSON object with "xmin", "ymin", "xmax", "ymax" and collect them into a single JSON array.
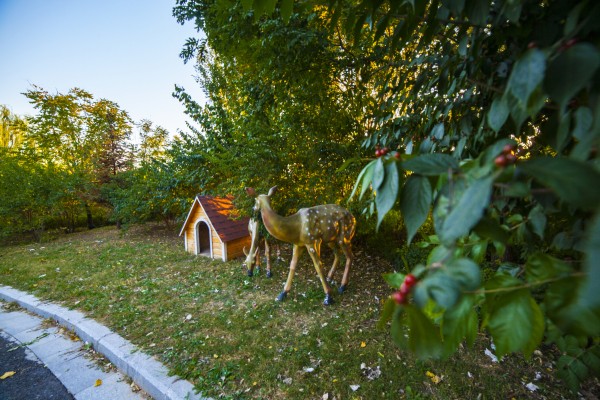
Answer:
[
  {"xmin": 1, "ymin": 328, "xmax": 74, "ymax": 400},
  {"xmin": 0, "ymin": 286, "xmax": 207, "ymax": 400}
]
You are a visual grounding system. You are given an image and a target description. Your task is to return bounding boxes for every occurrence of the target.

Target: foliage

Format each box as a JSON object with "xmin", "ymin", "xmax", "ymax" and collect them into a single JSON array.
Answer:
[
  {"xmin": 173, "ymin": 0, "xmax": 367, "ymax": 214},
  {"xmin": 212, "ymin": 0, "xmax": 600, "ymax": 390},
  {"xmin": 0, "ymin": 87, "xmax": 135, "ymax": 238}
]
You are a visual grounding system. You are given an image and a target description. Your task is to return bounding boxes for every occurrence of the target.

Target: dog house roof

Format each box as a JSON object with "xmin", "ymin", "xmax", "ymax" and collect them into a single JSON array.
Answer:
[{"xmin": 179, "ymin": 195, "xmax": 249, "ymax": 242}]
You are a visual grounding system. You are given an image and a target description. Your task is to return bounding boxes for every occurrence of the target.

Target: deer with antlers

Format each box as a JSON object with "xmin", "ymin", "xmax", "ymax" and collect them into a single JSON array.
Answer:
[{"xmin": 246, "ymin": 186, "xmax": 356, "ymax": 305}]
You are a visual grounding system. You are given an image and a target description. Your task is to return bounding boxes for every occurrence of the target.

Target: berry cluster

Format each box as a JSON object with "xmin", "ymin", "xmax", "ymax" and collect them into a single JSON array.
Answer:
[
  {"xmin": 375, "ymin": 145, "xmax": 401, "ymax": 159},
  {"xmin": 375, "ymin": 145, "xmax": 390, "ymax": 158},
  {"xmin": 494, "ymin": 144, "xmax": 518, "ymax": 167},
  {"xmin": 391, "ymin": 274, "xmax": 417, "ymax": 304}
]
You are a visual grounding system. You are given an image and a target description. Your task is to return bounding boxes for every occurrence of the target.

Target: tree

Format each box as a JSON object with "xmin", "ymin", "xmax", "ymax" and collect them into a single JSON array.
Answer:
[
  {"xmin": 177, "ymin": 0, "xmax": 600, "ymax": 390},
  {"xmin": 0, "ymin": 105, "xmax": 26, "ymax": 149},
  {"xmin": 173, "ymin": 0, "xmax": 367, "ymax": 214},
  {"xmin": 22, "ymin": 86, "xmax": 134, "ymax": 231}
]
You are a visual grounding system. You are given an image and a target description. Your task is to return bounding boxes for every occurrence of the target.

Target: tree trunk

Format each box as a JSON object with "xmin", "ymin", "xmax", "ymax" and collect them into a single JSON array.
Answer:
[{"xmin": 85, "ymin": 203, "xmax": 95, "ymax": 229}]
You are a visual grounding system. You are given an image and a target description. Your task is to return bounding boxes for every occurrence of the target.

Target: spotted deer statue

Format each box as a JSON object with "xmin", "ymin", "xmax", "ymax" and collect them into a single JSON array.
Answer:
[
  {"xmin": 246, "ymin": 186, "xmax": 356, "ymax": 305},
  {"xmin": 243, "ymin": 214, "xmax": 273, "ymax": 278}
]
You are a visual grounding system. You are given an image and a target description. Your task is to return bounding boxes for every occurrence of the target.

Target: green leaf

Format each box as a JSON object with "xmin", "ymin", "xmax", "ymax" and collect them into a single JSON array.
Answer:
[
  {"xmin": 427, "ymin": 244, "xmax": 454, "ymax": 265},
  {"xmin": 544, "ymin": 44, "xmax": 600, "ymax": 111},
  {"xmin": 241, "ymin": 0, "xmax": 254, "ymax": 12},
  {"xmin": 400, "ymin": 174, "xmax": 432, "ymax": 244},
  {"xmin": 349, "ymin": 159, "xmax": 376, "ymax": 201},
  {"xmin": 401, "ymin": 154, "xmax": 458, "ymax": 175},
  {"xmin": 507, "ymin": 49, "xmax": 546, "ymax": 107},
  {"xmin": 488, "ymin": 95, "xmax": 510, "ymax": 133},
  {"xmin": 527, "ymin": 204, "xmax": 546, "ymax": 239},
  {"xmin": 474, "ymin": 216, "xmax": 510, "ymax": 244},
  {"xmin": 466, "ymin": 0, "xmax": 489, "ymax": 26},
  {"xmin": 424, "ymin": 271, "xmax": 461, "ymax": 309},
  {"xmin": 375, "ymin": 160, "xmax": 400, "ymax": 228},
  {"xmin": 442, "ymin": 294, "xmax": 478, "ymax": 353},
  {"xmin": 525, "ymin": 253, "xmax": 569, "ymax": 283},
  {"xmin": 405, "ymin": 304, "xmax": 444, "ymax": 359},
  {"xmin": 383, "ymin": 272, "xmax": 405, "ymax": 289},
  {"xmin": 431, "ymin": 123, "xmax": 444, "ymax": 140},
  {"xmin": 280, "ymin": 0, "xmax": 293, "ymax": 22},
  {"xmin": 378, "ymin": 297, "xmax": 396, "ymax": 329},
  {"xmin": 390, "ymin": 307, "xmax": 407, "ymax": 347},
  {"xmin": 581, "ymin": 351, "xmax": 600, "ymax": 374},
  {"xmin": 578, "ymin": 211, "xmax": 600, "ymax": 310},
  {"xmin": 484, "ymin": 276, "xmax": 545, "ymax": 358},
  {"xmin": 558, "ymin": 355, "xmax": 583, "ymax": 392},
  {"xmin": 572, "ymin": 107, "xmax": 593, "ymax": 141},
  {"xmin": 373, "ymin": 157, "xmax": 385, "ymax": 189},
  {"xmin": 447, "ymin": 258, "xmax": 482, "ymax": 291},
  {"xmin": 439, "ymin": 176, "xmax": 494, "ymax": 246},
  {"xmin": 519, "ymin": 157, "xmax": 600, "ymax": 210}
]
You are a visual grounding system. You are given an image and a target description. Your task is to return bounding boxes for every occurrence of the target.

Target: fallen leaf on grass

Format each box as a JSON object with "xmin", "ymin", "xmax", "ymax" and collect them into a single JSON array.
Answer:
[
  {"xmin": 0, "ymin": 371, "xmax": 16, "ymax": 380},
  {"xmin": 350, "ymin": 384, "xmax": 360, "ymax": 391},
  {"xmin": 94, "ymin": 379, "xmax": 102, "ymax": 387},
  {"xmin": 426, "ymin": 371, "xmax": 442, "ymax": 384},
  {"xmin": 360, "ymin": 341, "xmax": 366, "ymax": 348}
]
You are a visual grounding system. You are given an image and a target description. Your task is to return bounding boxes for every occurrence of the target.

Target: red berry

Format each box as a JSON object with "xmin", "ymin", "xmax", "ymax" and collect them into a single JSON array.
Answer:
[
  {"xmin": 400, "ymin": 282, "xmax": 410, "ymax": 295},
  {"xmin": 375, "ymin": 149, "xmax": 381, "ymax": 157},
  {"xmin": 394, "ymin": 152, "xmax": 401, "ymax": 160},
  {"xmin": 502, "ymin": 144, "xmax": 515, "ymax": 154},
  {"xmin": 505, "ymin": 153, "xmax": 517, "ymax": 164},
  {"xmin": 495, "ymin": 155, "xmax": 508, "ymax": 167},
  {"xmin": 382, "ymin": 147, "xmax": 389, "ymax": 155},
  {"xmin": 392, "ymin": 291, "xmax": 405, "ymax": 304},
  {"xmin": 404, "ymin": 274, "xmax": 417, "ymax": 287}
]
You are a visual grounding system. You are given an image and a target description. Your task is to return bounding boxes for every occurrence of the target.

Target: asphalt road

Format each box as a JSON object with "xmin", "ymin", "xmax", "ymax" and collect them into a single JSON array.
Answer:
[{"xmin": 0, "ymin": 331, "xmax": 74, "ymax": 400}]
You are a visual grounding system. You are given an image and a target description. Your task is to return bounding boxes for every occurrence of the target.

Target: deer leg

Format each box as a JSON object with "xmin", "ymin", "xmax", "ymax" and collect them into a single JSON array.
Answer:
[
  {"xmin": 306, "ymin": 242, "xmax": 334, "ymax": 305},
  {"xmin": 338, "ymin": 242, "xmax": 353, "ymax": 293},
  {"xmin": 278, "ymin": 244, "xmax": 303, "ymax": 301},
  {"xmin": 326, "ymin": 242, "xmax": 341, "ymax": 284},
  {"xmin": 265, "ymin": 239, "xmax": 272, "ymax": 278}
]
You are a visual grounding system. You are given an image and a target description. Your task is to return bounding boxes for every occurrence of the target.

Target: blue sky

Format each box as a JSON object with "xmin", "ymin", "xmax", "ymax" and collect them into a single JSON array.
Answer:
[{"xmin": 0, "ymin": 0, "xmax": 206, "ymax": 137}]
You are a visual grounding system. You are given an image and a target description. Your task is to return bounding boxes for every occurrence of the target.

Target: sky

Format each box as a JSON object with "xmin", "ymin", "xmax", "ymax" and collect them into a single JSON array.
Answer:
[{"xmin": 0, "ymin": 0, "xmax": 206, "ymax": 138}]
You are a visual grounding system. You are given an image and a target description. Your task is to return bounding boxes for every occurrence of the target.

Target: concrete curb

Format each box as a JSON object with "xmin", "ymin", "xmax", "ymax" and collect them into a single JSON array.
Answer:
[{"xmin": 0, "ymin": 285, "xmax": 208, "ymax": 400}]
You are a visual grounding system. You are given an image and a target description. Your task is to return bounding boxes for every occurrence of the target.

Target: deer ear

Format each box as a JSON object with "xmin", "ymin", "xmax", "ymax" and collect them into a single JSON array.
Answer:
[
  {"xmin": 245, "ymin": 187, "xmax": 256, "ymax": 197},
  {"xmin": 268, "ymin": 186, "xmax": 278, "ymax": 196}
]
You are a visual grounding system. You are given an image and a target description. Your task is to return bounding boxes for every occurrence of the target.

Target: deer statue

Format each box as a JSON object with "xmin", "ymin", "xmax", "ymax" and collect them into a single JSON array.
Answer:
[
  {"xmin": 246, "ymin": 186, "xmax": 356, "ymax": 305},
  {"xmin": 243, "ymin": 214, "xmax": 273, "ymax": 278}
]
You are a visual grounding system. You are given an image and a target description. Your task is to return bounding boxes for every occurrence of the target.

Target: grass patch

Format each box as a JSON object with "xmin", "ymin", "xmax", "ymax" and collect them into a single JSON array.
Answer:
[{"xmin": 0, "ymin": 224, "xmax": 595, "ymax": 399}]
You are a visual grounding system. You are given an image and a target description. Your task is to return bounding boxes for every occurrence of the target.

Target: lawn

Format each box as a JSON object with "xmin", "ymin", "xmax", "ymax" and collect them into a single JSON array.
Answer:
[{"xmin": 0, "ymin": 224, "xmax": 594, "ymax": 399}]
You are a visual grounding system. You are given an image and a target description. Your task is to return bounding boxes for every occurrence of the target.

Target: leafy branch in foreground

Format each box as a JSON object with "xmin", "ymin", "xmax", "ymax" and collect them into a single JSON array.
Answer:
[{"xmin": 339, "ymin": 0, "xmax": 600, "ymax": 391}]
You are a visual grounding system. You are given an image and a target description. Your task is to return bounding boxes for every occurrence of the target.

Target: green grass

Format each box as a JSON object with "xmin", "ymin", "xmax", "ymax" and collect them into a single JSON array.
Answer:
[{"xmin": 0, "ymin": 224, "xmax": 593, "ymax": 399}]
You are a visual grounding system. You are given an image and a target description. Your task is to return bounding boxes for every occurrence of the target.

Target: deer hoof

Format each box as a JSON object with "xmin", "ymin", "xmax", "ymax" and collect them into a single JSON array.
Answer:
[
  {"xmin": 338, "ymin": 285, "xmax": 347, "ymax": 294},
  {"xmin": 276, "ymin": 291, "xmax": 288, "ymax": 302},
  {"xmin": 266, "ymin": 270, "xmax": 273, "ymax": 278},
  {"xmin": 247, "ymin": 270, "xmax": 253, "ymax": 277},
  {"xmin": 323, "ymin": 294, "xmax": 335, "ymax": 306}
]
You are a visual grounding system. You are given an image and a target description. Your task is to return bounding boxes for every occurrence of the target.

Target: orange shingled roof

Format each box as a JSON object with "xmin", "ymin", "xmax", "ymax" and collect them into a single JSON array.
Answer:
[{"xmin": 195, "ymin": 195, "xmax": 249, "ymax": 242}]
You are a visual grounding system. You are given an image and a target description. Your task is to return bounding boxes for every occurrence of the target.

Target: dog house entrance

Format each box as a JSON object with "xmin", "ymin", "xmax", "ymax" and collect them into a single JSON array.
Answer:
[{"xmin": 196, "ymin": 221, "xmax": 211, "ymax": 256}]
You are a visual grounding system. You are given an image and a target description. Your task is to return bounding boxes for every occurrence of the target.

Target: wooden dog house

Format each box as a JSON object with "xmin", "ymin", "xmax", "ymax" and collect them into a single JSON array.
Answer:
[{"xmin": 179, "ymin": 195, "xmax": 251, "ymax": 261}]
